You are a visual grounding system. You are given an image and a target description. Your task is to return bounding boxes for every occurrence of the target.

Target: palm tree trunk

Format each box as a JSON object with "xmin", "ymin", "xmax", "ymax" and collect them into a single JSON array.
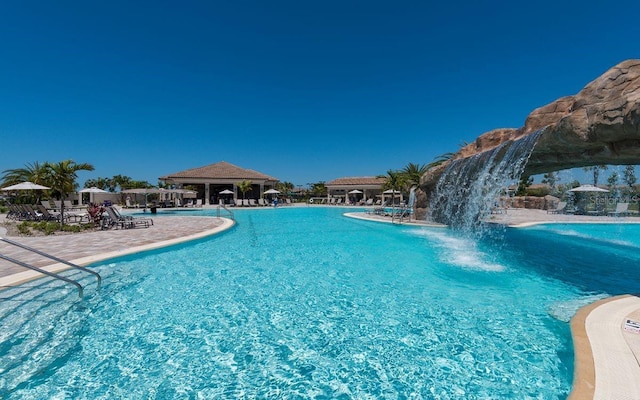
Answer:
[{"xmin": 59, "ymin": 200, "xmax": 65, "ymax": 230}]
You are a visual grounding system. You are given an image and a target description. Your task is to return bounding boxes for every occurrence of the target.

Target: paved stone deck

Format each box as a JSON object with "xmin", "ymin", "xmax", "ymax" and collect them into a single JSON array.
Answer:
[{"xmin": 0, "ymin": 212, "xmax": 232, "ymax": 283}]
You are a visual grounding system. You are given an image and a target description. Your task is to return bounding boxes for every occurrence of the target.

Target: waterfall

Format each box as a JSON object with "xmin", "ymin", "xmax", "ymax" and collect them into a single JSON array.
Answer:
[
  {"xmin": 428, "ymin": 130, "xmax": 543, "ymax": 235},
  {"xmin": 408, "ymin": 186, "xmax": 417, "ymax": 208}
]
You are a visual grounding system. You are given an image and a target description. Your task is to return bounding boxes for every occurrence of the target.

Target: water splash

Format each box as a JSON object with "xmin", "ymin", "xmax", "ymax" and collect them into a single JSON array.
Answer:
[{"xmin": 429, "ymin": 130, "xmax": 543, "ymax": 235}]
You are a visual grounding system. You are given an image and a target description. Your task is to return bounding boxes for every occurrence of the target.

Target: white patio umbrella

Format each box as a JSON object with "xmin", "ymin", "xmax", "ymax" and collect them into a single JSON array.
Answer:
[
  {"xmin": 382, "ymin": 189, "xmax": 400, "ymax": 199},
  {"xmin": 382, "ymin": 189, "xmax": 402, "ymax": 207},
  {"xmin": 568, "ymin": 184, "xmax": 609, "ymax": 214},
  {"xmin": 79, "ymin": 186, "xmax": 107, "ymax": 193},
  {"xmin": 347, "ymin": 189, "xmax": 363, "ymax": 204},
  {"xmin": 158, "ymin": 188, "xmax": 198, "ymax": 206},
  {"xmin": 78, "ymin": 186, "xmax": 108, "ymax": 204},
  {"xmin": 1, "ymin": 181, "xmax": 50, "ymax": 191},
  {"xmin": 122, "ymin": 188, "xmax": 162, "ymax": 210},
  {"xmin": 218, "ymin": 189, "xmax": 234, "ymax": 205},
  {"xmin": 263, "ymin": 188, "xmax": 280, "ymax": 203},
  {"xmin": 568, "ymin": 184, "xmax": 609, "ymax": 193}
]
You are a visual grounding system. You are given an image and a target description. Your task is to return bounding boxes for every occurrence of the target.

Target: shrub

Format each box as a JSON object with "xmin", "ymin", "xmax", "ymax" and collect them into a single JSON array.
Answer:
[
  {"xmin": 526, "ymin": 186, "xmax": 551, "ymax": 197},
  {"xmin": 17, "ymin": 222, "xmax": 32, "ymax": 235},
  {"xmin": 61, "ymin": 224, "xmax": 83, "ymax": 233}
]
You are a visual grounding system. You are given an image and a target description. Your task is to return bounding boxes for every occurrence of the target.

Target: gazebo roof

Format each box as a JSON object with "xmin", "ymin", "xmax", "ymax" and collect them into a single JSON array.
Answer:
[
  {"xmin": 326, "ymin": 176, "xmax": 386, "ymax": 186},
  {"xmin": 160, "ymin": 161, "xmax": 278, "ymax": 181}
]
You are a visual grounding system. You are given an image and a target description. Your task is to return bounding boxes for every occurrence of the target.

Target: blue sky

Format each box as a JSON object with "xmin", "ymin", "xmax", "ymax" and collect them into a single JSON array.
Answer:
[{"xmin": 1, "ymin": 1, "xmax": 638, "ymax": 188}]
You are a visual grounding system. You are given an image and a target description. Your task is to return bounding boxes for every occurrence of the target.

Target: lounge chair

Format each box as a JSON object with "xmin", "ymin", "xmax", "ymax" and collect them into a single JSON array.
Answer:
[
  {"xmin": 6, "ymin": 204, "xmax": 22, "ymax": 220},
  {"xmin": 548, "ymin": 201, "xmax": 567, "ymax": 214},
  {"xmin": 103, "ymin": 206, "xmax": 153, "ymax": 229},
  {"xmin": 195, "ymin": 199, "xmax": 203, "ymax": 208},
  {"xmin": 36, "ymin": 204, "xmax": 62, "ymax": 222},
  {"xmin": 242, "ymin": 199, "xmax": 250, "ymax": 207},
  {"xmin": 249, "ymin": 199, "xmax": 257, "ymax": 207},
  {"xmin": 608, "ymin": 202, "xmax": 630, "ymax": 217},
  {"xmin": 23, "ymin": 204, "xmax": 43, "ymax": 221},
  {"xmin": 258, "ymin": 198, "xmax": 267, "ymax": 206}
]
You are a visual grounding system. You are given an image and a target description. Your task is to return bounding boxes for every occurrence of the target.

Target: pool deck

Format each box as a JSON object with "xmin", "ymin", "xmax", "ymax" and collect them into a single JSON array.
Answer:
[
  {"xmin": 0, "ymin": 211, "xmax": 234, "ymax": 284},
  {"xmin": 1, "ymin": 205, "xmax": 640, "ymax": 399}
]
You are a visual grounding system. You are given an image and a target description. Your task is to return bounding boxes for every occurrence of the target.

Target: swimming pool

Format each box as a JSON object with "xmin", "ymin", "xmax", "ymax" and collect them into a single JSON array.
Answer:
[{"xmin": 1, "ymin": 207, "xmax": 639, "ymax": 398}]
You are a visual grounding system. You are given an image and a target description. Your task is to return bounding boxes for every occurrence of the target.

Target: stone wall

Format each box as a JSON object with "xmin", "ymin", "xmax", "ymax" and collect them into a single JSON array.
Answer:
[{"xmin": 505, "ymin": 196, "xmax": 551, "ymax": 210}]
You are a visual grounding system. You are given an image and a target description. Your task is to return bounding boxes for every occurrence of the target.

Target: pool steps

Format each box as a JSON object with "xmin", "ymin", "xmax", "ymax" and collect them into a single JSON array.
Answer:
[{"xmin": 0, "ymin": 237, "xmax": 102, "ymax": 298}]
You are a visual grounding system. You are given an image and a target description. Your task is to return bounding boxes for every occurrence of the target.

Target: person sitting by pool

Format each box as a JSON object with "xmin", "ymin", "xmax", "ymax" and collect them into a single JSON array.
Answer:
[{"xmin": 273, "ymin": 197, "xmax": 279, "ymax": 207}]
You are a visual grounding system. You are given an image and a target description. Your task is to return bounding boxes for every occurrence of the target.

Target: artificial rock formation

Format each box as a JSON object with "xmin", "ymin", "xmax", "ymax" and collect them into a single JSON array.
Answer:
[{"xmin": 417, "ymin": 59, "xmax": 640, "ymax": 218}]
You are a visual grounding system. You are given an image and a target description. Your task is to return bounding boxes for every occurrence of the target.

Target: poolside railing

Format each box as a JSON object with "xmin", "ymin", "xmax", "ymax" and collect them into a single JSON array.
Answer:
[
  {"xmin": 0, "ymin": 237, "xmax": 102, "ymax": 298},
  {"xmin": 217, "ymin": 205, "xmax": 234, "ymax": 221}
]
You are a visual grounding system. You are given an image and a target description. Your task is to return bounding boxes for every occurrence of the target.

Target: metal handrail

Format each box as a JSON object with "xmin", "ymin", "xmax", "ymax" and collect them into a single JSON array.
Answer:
[
  {"xmin": 0, "ymin": 237, "xmax": 102, "ymax": 292},
  {"xmin": 0, "ymin": 253, "xmax": 84, "ymax": 298},
  {"xmin": 391, "ymin": 205, "xmax": 413, "ymax": 224},
  {"xmin": 216, "ymin": 205, "xmax": 235, "ymax": 220}
]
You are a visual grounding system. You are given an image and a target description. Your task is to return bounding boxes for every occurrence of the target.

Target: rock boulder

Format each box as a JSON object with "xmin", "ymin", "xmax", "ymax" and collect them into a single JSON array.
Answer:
[{"xmin": 418, "ymin": 59, "xmax": 640, "ymax": 214}]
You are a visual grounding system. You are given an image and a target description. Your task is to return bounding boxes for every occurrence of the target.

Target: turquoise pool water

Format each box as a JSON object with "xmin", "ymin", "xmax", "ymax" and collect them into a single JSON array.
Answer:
[{"xmin": 2, "ymin": 208, "xmax": 639, "ymax": 399}]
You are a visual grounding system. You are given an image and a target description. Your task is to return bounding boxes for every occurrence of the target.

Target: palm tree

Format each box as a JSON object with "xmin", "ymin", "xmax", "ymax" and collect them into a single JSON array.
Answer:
[
  {"xmin": 310, "ymin": 182, "xmax": 327, "ymax": 197},
  {"xmin": 1, "ymin": 162, "xmax": 50, "ymax": 203},
  {"xmin": 401, "ymin": 163, "xmax": 429, "ymax": 189},
  {"xmin": 84, "ymin": 177, "xmax": 111, "ymax": 191},
  {"xmin": 276, "ymin": 181, "xmax": 294, "ymax": 196},
  {"xmin": 426, "ymin": 152, "xmax": 456, "ymax": 169},
  {"xmin": 44, "ymin": 160, "xmax": 95, "ymax": 229},
  {"xmin": 1, "ymin": 161, "xmax": 49, "ymax": 186},
  {"xmin": 237, "ymin": 180, "xmax": 253, "ymax": 201},
  {"xmin": 583, "ymin": 165, "xmax": 608, "ymax": 186},
  {"xmin": 379, "ymin": 169, "xmax": 405, "ymax": 210},
  {"xmin": 623, "ymin": 165, "xmax": 637, "ymax": 194}
]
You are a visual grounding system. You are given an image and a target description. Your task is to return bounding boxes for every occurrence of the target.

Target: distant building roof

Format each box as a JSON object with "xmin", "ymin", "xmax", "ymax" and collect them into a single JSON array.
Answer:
[
  {"xmin": 326, "ymin": 176, "xmax": 386, "ymax": 186},
  {"xmin": 160, "ymin": 161, "xmax": 278, "ymax": 182}
]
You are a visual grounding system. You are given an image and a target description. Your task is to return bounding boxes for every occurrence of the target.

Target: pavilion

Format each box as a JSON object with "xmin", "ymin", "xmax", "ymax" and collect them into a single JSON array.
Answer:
[
  {"xmin": 160, "ymin": 161, "xmax": 279, "ymax": 205},
  {"xmin": 325, "ymin": 176, "xmax": 387, "ymax": 203}
]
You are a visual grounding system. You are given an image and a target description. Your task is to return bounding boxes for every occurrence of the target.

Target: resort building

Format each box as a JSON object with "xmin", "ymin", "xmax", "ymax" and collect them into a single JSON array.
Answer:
[
  {"xmin": 325, "ymin": 176, "xmax": 387, "ymax": 204},
  {"xmin": 160, "ymin": 161, "xmax": 279, "ymax": 205}
]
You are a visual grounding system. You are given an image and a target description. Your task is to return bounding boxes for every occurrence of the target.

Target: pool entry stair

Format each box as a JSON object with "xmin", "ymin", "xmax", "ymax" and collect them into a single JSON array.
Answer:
[
  {"xmin": 0, "ymin": 237, "xmax": 101, "ymax": 298},
  {"xmin": 217, "ymin": 204, "xmax": 234, "ymax": 220}
]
